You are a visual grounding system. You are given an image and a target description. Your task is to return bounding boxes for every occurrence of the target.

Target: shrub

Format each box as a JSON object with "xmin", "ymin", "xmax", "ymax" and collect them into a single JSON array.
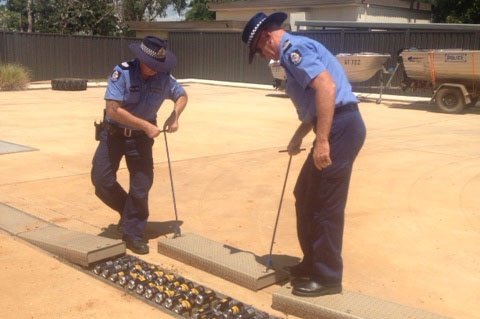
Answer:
[{"xmin": 0, "ymin": 63, "xmax": 31, "ymax": 91}]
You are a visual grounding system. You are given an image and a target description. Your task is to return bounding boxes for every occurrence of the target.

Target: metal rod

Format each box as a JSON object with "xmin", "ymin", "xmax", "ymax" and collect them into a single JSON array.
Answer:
[
  {"xmin": 163, "ymin": 130, "xmax": 181, "ymax": 238},
  {"xmin": 265, "ymin": 152, "xmax": 293, "ymax": 272}
]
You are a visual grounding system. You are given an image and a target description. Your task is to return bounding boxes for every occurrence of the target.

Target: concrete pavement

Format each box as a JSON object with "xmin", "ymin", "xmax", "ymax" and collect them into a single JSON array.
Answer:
[{"xmin": 0, "ymin": 82, "xmax": 478, "ymax": 319}]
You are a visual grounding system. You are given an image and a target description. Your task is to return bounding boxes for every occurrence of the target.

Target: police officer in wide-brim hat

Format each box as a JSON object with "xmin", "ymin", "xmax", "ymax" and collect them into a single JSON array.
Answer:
[
  {"xmin": 241, "ymin": 12, "xmax": 287, "ymax": 64},
  {"xmin": 92, "ymin": 34, "xmax": 187, "ymax": 255},
  {"xmin": 129, "ymin": 35, "xmax": 177, "ymax": 72}
]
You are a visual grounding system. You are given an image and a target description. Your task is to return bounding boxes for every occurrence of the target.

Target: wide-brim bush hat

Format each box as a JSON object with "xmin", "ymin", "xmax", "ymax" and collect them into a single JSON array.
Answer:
[
  {"xmin": 242, "ymin": 12, "xmax": 287, "ymax": 63},
  {"xmin": 129, "ymin": 35, "xmax": 177, "ymax": 72}
]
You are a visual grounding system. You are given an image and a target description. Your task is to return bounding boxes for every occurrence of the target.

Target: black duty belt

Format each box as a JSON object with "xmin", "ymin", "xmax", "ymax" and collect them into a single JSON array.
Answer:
[
  {"xmin": 311, "ymin": 103, "xmax": 359, "ymax": 131},
  {"xmin": 105, "ymin": 122, "xmax": 145, "ymax": 138},
  {"xmin": 334, "ymin": 103, "xmax": 359, "ymax": 116}
]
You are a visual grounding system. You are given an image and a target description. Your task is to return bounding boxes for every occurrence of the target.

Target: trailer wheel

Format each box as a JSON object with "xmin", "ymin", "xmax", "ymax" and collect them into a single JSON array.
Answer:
[
  {"xmin": 51, "ymin": 78, "xmax": 88, "ymax": 91},
  {"xmin": 435, "ymin": 87, "xmax": 465, "ymax": 113}
]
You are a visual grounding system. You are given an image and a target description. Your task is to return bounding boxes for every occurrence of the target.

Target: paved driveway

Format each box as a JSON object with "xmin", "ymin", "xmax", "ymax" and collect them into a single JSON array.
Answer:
[{"xmin": 0, "ymin": 83, "xmax": 478, "ymax": 319}]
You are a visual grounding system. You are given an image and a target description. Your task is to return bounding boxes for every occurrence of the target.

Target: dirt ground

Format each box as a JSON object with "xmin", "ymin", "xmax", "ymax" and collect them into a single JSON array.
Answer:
[{"xmin": 0, "ymin": 82, "xmax": 479, "ymax": 319}]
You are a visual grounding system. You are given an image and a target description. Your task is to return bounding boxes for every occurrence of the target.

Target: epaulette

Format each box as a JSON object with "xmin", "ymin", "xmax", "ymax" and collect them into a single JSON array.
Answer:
[
  {"xmin": 282, "ymin": 40, "xmax": 292, "ymax": 53},
  {"xmin": 118, "ymin": 60, "xmax": 134, "ymax": 70}
]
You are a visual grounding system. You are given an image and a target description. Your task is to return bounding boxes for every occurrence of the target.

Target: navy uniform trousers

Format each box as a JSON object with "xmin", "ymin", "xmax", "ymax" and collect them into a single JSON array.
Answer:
[
  {"xmin": 91, "ymin": 128, "xmax": 154, "ymax": 242},
  {"xmin": 293, "ymin": 107, "xmax": 366, "ymax": 285}
]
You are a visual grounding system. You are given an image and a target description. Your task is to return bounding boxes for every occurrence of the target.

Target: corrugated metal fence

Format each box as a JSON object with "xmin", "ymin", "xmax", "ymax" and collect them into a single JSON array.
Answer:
[
  {"xmin": 2, "ymin": 28, "xmax": 480, "ymax": 96},
  {"xmin": 0, "ymin": 32, "xmax": 137, "ymax": 81}
]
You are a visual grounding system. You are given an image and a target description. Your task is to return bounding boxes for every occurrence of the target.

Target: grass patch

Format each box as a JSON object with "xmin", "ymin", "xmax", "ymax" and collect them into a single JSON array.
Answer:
[{"xmin": 0, "ymin": 63, "xmax": 31, "ymax": 91}]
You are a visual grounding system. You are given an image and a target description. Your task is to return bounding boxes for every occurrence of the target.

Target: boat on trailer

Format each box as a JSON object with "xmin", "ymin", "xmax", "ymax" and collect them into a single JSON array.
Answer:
[
  {"xmin": 336, "ymin": 52, "xmax": 391, "ymax": 83},
  {"xmin": 269, "ymin": 52, "xmax": 391, "ymax": 101},
  {"xmin": 400, "ymin": 48, "xmax": 480, "ymax": 113}
]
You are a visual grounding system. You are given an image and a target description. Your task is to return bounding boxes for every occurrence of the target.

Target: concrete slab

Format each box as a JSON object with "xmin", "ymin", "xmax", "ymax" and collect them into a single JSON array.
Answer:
[
  {"xmin": 0, "ymin": 202, "xmax": 51, "ymax": 234},
  {"xmin": 157, "ymin": 232, "xmax": 290, "ymax": 291},
  {"xmin": 0, "ymin": 203, "xmax": 125, "ymax": 267},
  {"xmin": 19, "ymin": 225, "xmax": 126, "ymax": 267},
  {"xmin": 272, "ymin": 284, "xmax": 452, "ymax": 319},
  {"xmin": 0, "ymin": 140, "xmax": 37, "ymax": 154}
]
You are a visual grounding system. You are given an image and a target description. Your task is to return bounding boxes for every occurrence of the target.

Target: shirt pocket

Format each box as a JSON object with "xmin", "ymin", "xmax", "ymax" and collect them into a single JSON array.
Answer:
[
  {"xmin": 125, "ymin": 91, "xmax": 141, "ymax": 104},
  {"xmin": 146, "ymin": 87, "xmax": 165, "ymax": 106}
]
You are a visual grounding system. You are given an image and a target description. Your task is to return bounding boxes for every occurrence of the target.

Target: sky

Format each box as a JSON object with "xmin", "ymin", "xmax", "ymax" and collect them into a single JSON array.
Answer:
[{"xmin": 157, "ymin": 4, "xmax": 186, "ymax": 21}]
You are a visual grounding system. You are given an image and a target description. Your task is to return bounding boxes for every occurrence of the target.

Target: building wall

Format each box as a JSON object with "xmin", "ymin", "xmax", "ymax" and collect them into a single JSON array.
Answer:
[
  {"xmin": 135, "ymin": 30, "xmax": 169, "ymax": 39},
  {"xmin": 214, "ymin": 3, "xmax": 431, "ymax": 27},
  {"xmin": 215, "ymin": 10, "xmax": 279, "ymax": 21},
  {"xmin": 306, "ymin": 7, "xmax": 361, "ymax": 22},
  {"xmin": 358, "ymin": 6, "xmax": 431, "ymax": 23}
]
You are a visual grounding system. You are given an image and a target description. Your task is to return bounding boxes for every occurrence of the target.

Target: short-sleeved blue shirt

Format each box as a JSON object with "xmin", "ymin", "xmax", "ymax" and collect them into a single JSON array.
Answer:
[
  {"xmin": 104, "ymin": 58, "xmax": 186, "ymax": 129},
  {"xmin": 280, "ymin": 33, "xmax": 358, "ymax": 123}
]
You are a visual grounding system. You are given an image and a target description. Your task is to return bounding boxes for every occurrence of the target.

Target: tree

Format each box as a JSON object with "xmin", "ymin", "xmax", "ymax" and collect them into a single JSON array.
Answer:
[
  {"xmin": 171, "ymin": 0, "xmax": 188, "ymax": 18},
  {"xmin": 33, "ymin": 0, "xmax": 118, "ymax": 35},
  {"xmin": 5, "ymin": 0, "xmax": 28, "ymax": 31},
  {"xmin": 1, "ymin": 0, "xmax": 177, "ymax": 35},
  {"xmin": 122, "ymin": 0, "xmax": 171, "ymax": 22},
  {"xmin": 0, "ymin": 2, "xmax": 19, "ymax": 30},
  {"xmin": 185, "ymin": 0, "xmax": 214, "ymax": 21},
  {"xmin": 431, "ymin": 0, "xmax": 480, "ymax": 23},
  {"xmin": 26, "ymin": 0, "xmax": 32, "ymax": 32}
]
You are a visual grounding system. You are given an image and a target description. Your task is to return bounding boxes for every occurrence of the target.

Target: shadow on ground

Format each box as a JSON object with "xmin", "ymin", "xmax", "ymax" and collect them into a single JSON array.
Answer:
[
  {"xmin": 385, "ymin": 101, "xmax": 480, "ymax": 114},
  {"xmin": 223, "ymin": 244, "xmax": 300, "ymax": 270},
  {"xmin": 266, "ymin": 93, "xmax": 289, "ymax": 98},
  {"xmin": 98, "ymin": 220, "xmax": 183, "ymax": 240}
]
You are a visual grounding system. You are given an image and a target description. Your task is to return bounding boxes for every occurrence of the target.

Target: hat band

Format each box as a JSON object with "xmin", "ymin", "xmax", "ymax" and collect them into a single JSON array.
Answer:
[
  {"xmin": 247, "ymin": 17, "xmax": 267, "ymax": 46},
  {"xmin": 140, "ymin": 42, "xmax": 166, "ymax": 60}
]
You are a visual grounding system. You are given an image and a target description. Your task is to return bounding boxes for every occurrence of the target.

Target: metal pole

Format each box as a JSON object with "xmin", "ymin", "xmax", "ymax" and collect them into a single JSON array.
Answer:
[
  {"xmin": 265, "ymin": 152, "xmax": 293, "ymax": 272},
  {"xmin": 163, "ymin": 130, "xmax": 181, "ymax": 238}
]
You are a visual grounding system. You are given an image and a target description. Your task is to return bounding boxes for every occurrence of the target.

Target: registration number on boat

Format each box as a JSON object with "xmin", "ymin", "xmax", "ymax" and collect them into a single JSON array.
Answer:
[{"xmin": 343, "ymin": 59, "xmax": 361, "ymax": 65}]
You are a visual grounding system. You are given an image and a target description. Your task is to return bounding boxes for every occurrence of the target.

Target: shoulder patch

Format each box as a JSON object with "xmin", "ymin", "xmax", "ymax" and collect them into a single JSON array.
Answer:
[
  {"xmin": 289, "ymin": 50, "xmax": 303, "ymax": 65},
  {"xmin": 111, "ymin": 70, "xmax": 121, "ymax": 81}
]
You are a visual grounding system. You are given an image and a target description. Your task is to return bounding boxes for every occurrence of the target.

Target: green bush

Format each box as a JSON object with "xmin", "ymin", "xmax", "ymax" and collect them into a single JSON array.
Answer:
[{"xmin": 0, "ymin": 63, "xmax": 31, "ymax": 91}]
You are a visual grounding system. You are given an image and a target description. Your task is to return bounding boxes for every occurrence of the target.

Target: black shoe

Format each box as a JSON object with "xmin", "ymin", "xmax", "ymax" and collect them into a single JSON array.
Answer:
[
  {"xmin": 292, "ymin": 279, "xmax": 342, "ymax": 297},
  {"xmin": 125, "ymin": 240, "xmax": 149, "ymax": 255},
  {"xmin": 290, "ymin": 277, "xmax": 309, "ymax": 286},
  {"xmin": 283, "ymin": 263, "xmax": 310, "ymax": 278}
]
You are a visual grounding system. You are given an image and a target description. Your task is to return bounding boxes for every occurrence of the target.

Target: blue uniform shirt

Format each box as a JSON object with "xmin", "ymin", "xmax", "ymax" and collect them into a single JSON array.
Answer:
[
  {"xmin": 104, "ymin": 58, "xmax": 185, "ymax": 128},
  {"xmin": 280, "ymin": 33, "xmax": 358, "ymax": 123}
]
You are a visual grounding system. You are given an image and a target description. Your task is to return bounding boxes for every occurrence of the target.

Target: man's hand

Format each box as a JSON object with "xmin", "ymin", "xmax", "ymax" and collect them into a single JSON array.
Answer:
[
  {"xmin": 144, "ymin": 123, "xmax": 162, "ymax": 138},
  {"xmin": 163, "ymin": 110, "xmax": 178, "ymax": 133},
  {"xmin": 287, "ymin": 122, "xmax": 313, "ymax": 156},
  {"xmin": 313, "ymin": 139, "xmax": 332, "ymax": 170},
  {"xmin": 287, "ymin": 135, "xmax": 303, "ymax": 155}
]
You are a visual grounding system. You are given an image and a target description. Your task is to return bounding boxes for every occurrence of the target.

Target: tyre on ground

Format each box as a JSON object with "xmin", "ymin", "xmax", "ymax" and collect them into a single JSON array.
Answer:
[{"xmin": 51, "ymin": 78, "xmax": 88, "ymax": 91}]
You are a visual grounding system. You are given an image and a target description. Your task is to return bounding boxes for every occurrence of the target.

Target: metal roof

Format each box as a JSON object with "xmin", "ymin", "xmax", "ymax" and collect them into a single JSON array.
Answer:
[
  {"xmin": 296, "ymin": 20, "xmax": 480, "ymax": 31},
  {"xmin": 208, "ymin": 0, "xmax": 431, "ymax": 11}
]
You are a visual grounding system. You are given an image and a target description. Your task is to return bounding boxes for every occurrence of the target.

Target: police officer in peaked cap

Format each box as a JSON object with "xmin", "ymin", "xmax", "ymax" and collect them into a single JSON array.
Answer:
[{"xmin": 242, "ymin": 12, "xmax": 366, "ymax": 297}]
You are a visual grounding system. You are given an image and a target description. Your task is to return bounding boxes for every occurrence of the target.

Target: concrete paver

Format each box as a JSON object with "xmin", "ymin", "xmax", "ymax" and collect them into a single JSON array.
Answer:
[{"xmin": 0, "ymin": 83, "xmax": 479, "ymax": 319}]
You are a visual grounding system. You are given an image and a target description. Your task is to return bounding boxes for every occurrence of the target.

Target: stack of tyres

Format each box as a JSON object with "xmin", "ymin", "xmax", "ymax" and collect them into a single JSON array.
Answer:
[{"xmin": 91, "ymin": 255, "xmax": 278, "ymax": 319}]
